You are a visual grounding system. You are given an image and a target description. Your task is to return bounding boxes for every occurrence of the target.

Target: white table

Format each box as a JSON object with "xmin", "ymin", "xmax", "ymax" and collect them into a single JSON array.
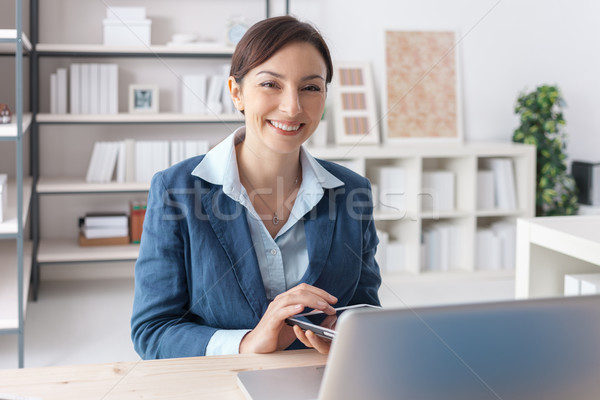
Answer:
[{"xmin": 515, "ymin": 215, "xmax": 600, "ymax": 298}]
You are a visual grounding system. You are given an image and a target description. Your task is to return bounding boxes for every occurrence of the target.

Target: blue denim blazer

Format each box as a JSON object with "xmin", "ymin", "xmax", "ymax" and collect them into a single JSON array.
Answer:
[{"xmin": 131, "ymin": 155, "xmax": 381, "ymax": 359}]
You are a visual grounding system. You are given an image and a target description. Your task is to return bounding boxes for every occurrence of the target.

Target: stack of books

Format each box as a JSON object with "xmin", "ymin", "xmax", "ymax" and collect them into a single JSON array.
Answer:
[
  {"xmin": 371, "ymin": 166, "xmax": 406, "ymax": 213},
  {"xmin": 50, "ymin": 64, "xmax": 119, "ymax": 115},
  {"xmin": 181, "ymin": 65, "xmax": 236, "ymax": 115},
  {"xmin": 85, "ymin": 139, "xmax": 210, "ymax": 183},
  {"xmin": 475, "ymin": 221, "xmax": 517, "ymax": 270},
  {"xmin": 79, "ymin": 212, "xmax": 129, "ymax": 246},
  {"xmin": 374, "ymin": 229, "xmax": 405, "ymax": 272},
  {"xmin": 564, "ymin": 273, "xmax": 600, "ymax": 296},
  {"xmin": 421, "ymin": 223, "xmax": 462, "ymax": 271},
  {"xmin": 480, "ymin": 158, "xmax": 518, "ymax": 210}
]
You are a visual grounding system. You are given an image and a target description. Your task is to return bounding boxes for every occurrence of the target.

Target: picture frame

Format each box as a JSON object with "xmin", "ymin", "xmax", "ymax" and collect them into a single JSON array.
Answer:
[
  {"xmin": 129, "ymin": 84, "xmax": 159, "ymax": 113},
  {"xmin": 383, "ymin": 30, "xmax": 463, "ymax": 143},
  {"xmin": 331, "ymin": 61, "xmax": 380, "ymax": 145}
]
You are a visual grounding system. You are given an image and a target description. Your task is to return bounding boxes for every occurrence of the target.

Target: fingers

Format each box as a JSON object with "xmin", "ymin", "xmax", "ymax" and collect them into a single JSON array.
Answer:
[
  {"xmin": 293, "ymin": 325, "xmax": 331, "ymax": 354},
  {"xmin": 274, "ymin": 283, "xmax": 338, "ymax": 315}
]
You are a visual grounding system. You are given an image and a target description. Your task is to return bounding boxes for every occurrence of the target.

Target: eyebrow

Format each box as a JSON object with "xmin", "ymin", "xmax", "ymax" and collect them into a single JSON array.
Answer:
[{"xmin": 256, "ymin": 70, "xmax": 325, "ymax": 81}]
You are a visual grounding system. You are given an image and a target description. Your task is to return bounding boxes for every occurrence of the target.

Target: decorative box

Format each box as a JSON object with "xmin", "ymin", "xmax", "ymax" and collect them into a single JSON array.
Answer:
[{"xmin": 103, "ymin": 19, "xmax": 152, "ymax": 46}]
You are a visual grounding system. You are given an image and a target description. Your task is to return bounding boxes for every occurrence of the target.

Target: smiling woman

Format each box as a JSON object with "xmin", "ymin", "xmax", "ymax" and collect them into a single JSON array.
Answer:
[{"xmin": 131, "ymin": 16, "xmax": 381, "ymax": 360}]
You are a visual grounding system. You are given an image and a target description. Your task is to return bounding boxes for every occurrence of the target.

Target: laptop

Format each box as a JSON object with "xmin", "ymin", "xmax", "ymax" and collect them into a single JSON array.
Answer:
[{"xmin": 237, "ymin": 295, "xmax": 600, "ymax": 400}]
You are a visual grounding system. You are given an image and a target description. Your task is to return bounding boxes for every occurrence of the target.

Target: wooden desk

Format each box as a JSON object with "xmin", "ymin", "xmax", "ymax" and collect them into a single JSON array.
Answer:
[
  {"xmin": 0, "ymin": 350, "xmax": 327, "ymax": 399},
  {"xmin": 515, "ymin": 215, "xmax": 600, "ymax": 298}
]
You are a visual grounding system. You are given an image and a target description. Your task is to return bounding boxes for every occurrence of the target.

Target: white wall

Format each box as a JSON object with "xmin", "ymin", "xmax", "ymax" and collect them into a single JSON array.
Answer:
[{"xmin": 289, "ymin": 0, "xmax": 600, "ymax": 162}]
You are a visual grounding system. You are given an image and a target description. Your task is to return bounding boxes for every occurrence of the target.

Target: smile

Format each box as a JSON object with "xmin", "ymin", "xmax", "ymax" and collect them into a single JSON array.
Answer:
[{"xmin": 269, "ymin": 120, "xmax": 303, "ymax": 132}]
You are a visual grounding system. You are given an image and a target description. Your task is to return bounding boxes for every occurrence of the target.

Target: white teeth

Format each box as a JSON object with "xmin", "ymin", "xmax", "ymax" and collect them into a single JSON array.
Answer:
[{"xmin": 271, "ymin": 120, "xmax": 300, "ymax": 131}]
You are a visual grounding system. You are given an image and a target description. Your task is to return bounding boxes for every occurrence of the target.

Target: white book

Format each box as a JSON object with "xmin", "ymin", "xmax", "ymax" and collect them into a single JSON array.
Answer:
[
  {"xmin": 206, "ymin": 75, "xmax": 224, "ymax": 115},
  {"xmin": 422, "ymin": 171, "xmax": 455, "ymax": 211},
  {"xmin": 436, "ymin": 224, "xmax": 451, "ymax": 271},
  {"xmin": 182, "ymin": 74, "xmax": 207, "ymax": 114},
  {"xmin": 372, "ymin": 166, "xmax": 405, "ymax": 213},
  {"xmin": 115, "ymin": 141, "xmax": 126, "ymax": 183},
  {"xmin": 82, "ymin": 226, "xmax": 129, "ymax": 239},
  {"xmin": 386, "ymin": 241, "xmax": 405, "ymax": 272},
  {"xmin": 0, "ymin": 174, "xmax": 7, "ymax": 223},
  {"xmin": 89, "ymin": 64, "xmax": 100, "ymax": 114},
  {"xmin": 85, "ymin": 142, "xmax": 102, "ymax": 182},
  {"xmin": 84, "ymin": 213, "xmax": 129, "ymax": 228},
  {"xmin": 50, "ymin": 73, "xmax": 58, "ymax": 114},
  {"xmin": 579, "ymin": 274, "xmax": 600, "ymax": 295},
  {"xmin": 99, "ymin": 64, "xmax": 110, "ymax": 114},
  {"xmin": 476, "ymin": 170, "xmax": 495, "ymax": 209},
  {"xmin": 105, "ymin": 142, "xmax": 121, "ymax": 182},
  {"xmin": 221, "ymin": 64, "xmax": 235, "ymax": 115},
  {"xmin": 80, "ymin": 64, "xmax": 91, "ymax": 114},
  {"xmin": 374, "ymin": 229, "xmax": 389, "ymax": 271},
  {"xmin": 135, "ymin": 141, "xmax": 146, "ymax": 183},
  {"xmin": 108, "ymin": 64, "xmax": 119, "ymax": 114},
  {"xmin": 485, "ymin": 158, "xmax": 517, "ymax": 210},
  {"xmin": 69, "ymin": 64, "xmax": 81, "ymax": 114},
  {"xmin": 124, "ymin": 138, "xmax": 136, "ymax": 182},
  {"xmin": 57, "ymin": 68, "xmax": 68, "ymax": 114},
  {"xmin": 476, "ymin": 228, "xmax": 502, "ymax": 270},
  {"xmin": 492, "ymin": 221, "xmax": 517, "ymax": 269}
]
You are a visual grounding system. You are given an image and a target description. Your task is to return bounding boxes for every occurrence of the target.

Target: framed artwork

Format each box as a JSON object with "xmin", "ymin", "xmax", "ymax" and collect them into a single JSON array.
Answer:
[
  {"xmin": 384, "ymin": 31, "xmax": 462, "ymax": 142},
  {"xmin": 332, "ymin": 61, "xmax": 379, "ymax": 145},
  {"xmin": 129, "ymin": 84, "xmax": 159, "ymax": 113}
]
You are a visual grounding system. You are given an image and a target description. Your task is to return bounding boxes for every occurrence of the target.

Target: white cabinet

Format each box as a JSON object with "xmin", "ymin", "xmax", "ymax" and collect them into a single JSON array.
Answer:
[{"xmin": 307, "ymin": 142, "xmax": 536, "ymax": 277}]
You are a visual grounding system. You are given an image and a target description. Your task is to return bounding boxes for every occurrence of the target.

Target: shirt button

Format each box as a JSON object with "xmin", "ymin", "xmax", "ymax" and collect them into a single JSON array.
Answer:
[{"xmin": 270, "ymin": 249, "xmax": 277, "ymax": 256}]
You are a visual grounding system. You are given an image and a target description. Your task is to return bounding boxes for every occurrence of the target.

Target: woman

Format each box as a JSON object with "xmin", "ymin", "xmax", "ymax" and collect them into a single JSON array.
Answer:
[{"xmin": 131, "ymin": 15, "xmax": 381, "ymax": 359}]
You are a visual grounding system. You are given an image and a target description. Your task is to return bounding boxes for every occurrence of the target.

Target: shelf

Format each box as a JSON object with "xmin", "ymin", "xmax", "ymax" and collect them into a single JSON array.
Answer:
[
  {"xmin": 36, "ymin": 113, "xmax": 244, "ymax": 124},
  {"xmin": 37, "ymin": 178, "xmax": 150, "ymax": 194},
  {"xmin": 0, "ymin": 113, "xmax": 32, "ymax": 140},
  {"xmin": 475, "ymin": 209, "xmax": 523, "ymax": 218},
  {"xmin": 0, "ymin": 179, "xmax": 33, "ymax": 238},
  {"xmin": 0, "ymin": 29, "xmax": 32, "ymax": 53},
  {"xmin": 37, "ymin": 239, "xmax": 140, "ymax": 264},
  {"xmin": 0, "ymin": 241, "xmax": 32, "ymax": 330},
  {"xmin": 420, "ymin": 209, "xmax": 471, "ymax": 219},
  {"xmin": 374, "ymin": 210, "xmax": 414, "ymax": 221},
  {"xmin": 382, "ymin": 268, "xmax": 515, "ymax": 283},
  {"xmin": 36, "ymin": 43, "xmax": 235, "ymax": 57}
]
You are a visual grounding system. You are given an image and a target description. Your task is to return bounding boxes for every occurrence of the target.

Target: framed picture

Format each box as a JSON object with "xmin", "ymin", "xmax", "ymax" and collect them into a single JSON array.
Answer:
[
  {"xmin": 384, "ymin": 30, "xmax": 462, "ymax": 142},
  {"xmin": 129, "ymin": 84, "xmax": 159, "ymax": 113},
  {"xmin": 332, "ymin": 61, "xmax": 380, "ymax": 145}
]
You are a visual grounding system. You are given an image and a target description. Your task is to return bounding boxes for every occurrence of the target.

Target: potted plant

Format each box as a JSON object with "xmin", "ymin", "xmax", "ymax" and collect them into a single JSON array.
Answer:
[{"xmin": 512, "ymin": 85, "xmax": 578, "ymax": 216}]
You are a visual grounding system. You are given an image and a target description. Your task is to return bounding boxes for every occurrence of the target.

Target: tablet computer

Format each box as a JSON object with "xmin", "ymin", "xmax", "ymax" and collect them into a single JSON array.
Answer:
[{"xmin": 285, "ymin": 304, "xmax": 380, "ymax": 339}]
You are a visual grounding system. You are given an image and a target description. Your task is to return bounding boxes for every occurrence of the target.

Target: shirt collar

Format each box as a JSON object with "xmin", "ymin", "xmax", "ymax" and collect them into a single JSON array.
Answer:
[{"xmin": 191, "ymin": 126, "xmax": 344, "ymax": 195}]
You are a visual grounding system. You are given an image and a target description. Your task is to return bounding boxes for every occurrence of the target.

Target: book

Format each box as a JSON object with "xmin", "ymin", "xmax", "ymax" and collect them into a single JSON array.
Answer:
[
  {"xmin": 89, "ymin": 63, "xmax": 100, "ymax": 114},
  {"xmin": 78, "ymin": 232, "xmax": 130, "ymax": 247},
  {"xmin": 82, "ymin": 225, "xmax": 129, "ymax": 239},
  {"xmin": 99, "ymin": 64, "xmax": 110, "ymax": 114},
  {"xmin": 181, "ymin": 74, "xmax": 207, "ymax": 114},
  {"xmin": 372, "ymin": 166, "xmax": 405, "ymax": 213},
  {"xmin": 0, "ymin": 173, "xmax": 6, "ymax": 223},
  {"xmin": 70, "ymin": 63, "xmax": 81, "ymax": 114},
  {"xmin": 476, "ymin": 228, "xmax": 502, "ymax": 270},
  {"xmin": 484, "ymin": 158, "xmax": 517, "ymax": 210},
  {"xmin": 206, "ymin": 75, "xmax": 224, "ymax": 115},
  {"xmin": 108, "ymin": 64, "xmax": 119, "ymax": 114},
  {"xmin": 85, "ymin": 142, "xmax": 102, "ymax": 182},
  {"xmin": 84, "ymin": 212, "xmax": 129, "ymax": 228},
  {"xmin": 422, "ymin": 171, "xmax": 455, "ymax": 211},
  {"xmin": 50, "ymin": 73, "xmax": 58, "ymax": 114},
  {"xmin": 129, "ymin": 201, "xmax": 147, "ymax": 244},
  {"xmin": 57, "ymin": 68, "xmax": 68, "ymax": 114},
  {"xmin": 476, "ymin": 170, "xmax": 495, "ymax": 209},
  {"xmin": 80, "ymin": 64, "xmax": 91, "ymax": 114}
]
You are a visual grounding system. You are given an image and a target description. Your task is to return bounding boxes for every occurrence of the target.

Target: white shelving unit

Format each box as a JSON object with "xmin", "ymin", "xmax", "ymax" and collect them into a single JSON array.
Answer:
[
  {"xmin": 0, "ymin": 1, "xmax": 32, "ymax": 368},
  {"xmin": 307, "ymin": 141, "xmax": 536, "ymax": 277}
]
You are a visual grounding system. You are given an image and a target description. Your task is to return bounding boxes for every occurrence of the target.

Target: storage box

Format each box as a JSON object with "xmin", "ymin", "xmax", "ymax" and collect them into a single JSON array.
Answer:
[
  {"xmin": 103, "ymin": 19, "xmax": 151, "ymax": 46},
  {"xmin": 0, "ymin": 174, "xmax": 7, "ymax": 223}
]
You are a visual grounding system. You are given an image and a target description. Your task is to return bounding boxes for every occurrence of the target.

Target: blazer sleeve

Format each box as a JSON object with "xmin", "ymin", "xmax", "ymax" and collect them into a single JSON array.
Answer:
[
  {"xmin": 349, "ymin": 180, "xmax": 382, "ymax": 307},
  {"xmin": 131, "ymin": 171, "xmax": 217, "ymax": 359}
]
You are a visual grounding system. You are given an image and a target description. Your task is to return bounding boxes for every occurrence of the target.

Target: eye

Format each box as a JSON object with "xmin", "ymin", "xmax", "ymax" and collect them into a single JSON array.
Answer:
[
  {"xmin": 303, "ymin": 84, "xmax": 322, "ymax": 92},
  {"xmin": 260, "ymin": 81, "xmax": 279, "ymax": 89}
]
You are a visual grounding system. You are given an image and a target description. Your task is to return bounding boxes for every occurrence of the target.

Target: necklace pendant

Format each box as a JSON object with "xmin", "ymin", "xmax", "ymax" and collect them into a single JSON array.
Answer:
[{"xmin": 272, "ymin": 214, "xmax": 280, "ymax": 225}]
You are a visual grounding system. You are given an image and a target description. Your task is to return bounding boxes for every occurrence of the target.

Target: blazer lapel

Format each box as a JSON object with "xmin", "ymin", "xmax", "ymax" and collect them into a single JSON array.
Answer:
[
  {"xmin": 201, "ymin": 185, "xmax": 268, "ymax": 320},
  {"xmin": 302, "ymin": 189, "xmax": 338, "ymax": 285}
]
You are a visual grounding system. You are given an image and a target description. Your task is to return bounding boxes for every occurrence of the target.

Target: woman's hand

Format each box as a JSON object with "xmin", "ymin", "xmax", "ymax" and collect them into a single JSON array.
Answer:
[
  {"xmin": 292, "ymin": 313, "xmax": 336, "ymax": 354},
  {"xmin": 239, "ymin": 283, "xmax": 337, "ymax": 354}
]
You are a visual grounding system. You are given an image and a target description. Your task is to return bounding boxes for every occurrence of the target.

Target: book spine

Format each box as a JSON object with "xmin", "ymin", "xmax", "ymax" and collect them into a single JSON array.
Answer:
[{"xmin": 69, "ymin": 64, "xmax": 81, "ymax": 114}]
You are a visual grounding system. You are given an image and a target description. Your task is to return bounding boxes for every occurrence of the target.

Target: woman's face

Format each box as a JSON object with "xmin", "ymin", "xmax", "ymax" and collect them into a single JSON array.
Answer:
[{"xmin": 229, "ymin": 41, "xmax": 327, "ymax": 155}]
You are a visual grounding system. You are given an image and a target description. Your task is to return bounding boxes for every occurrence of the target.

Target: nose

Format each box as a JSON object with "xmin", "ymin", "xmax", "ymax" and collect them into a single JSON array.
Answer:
[{"xmin": 279, "ymin": 87, "xmax": 302, "ymax": 116}]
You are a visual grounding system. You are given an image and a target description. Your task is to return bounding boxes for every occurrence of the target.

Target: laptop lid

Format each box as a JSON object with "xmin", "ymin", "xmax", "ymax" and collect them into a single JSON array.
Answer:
[{"xmin": 319, "ymin": 295, "xmax": 600, "ymax": 400}]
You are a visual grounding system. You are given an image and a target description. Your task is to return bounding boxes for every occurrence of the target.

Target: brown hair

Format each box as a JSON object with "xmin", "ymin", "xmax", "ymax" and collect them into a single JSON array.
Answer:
[{"xmin": 230, "ymin": 16, "xmax": 333, "ymax": 85}]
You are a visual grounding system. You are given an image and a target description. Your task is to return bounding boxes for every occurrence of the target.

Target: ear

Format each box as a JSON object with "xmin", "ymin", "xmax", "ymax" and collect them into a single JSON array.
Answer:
[{"xmin": 228, "ymin": 76, "xmax": 244, "ymax": 112}]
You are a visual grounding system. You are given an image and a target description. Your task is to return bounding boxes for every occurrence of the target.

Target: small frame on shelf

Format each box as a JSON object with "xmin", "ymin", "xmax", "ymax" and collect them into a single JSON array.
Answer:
[
  {"xmin": 331, "ymin": 61, "xmax": 379, "ymax": 145},
  {"xmin": 129, "ymin": 84, "xmax": 159, "ymax": 113},
  {"xmin": 384, "ymin": 30, "xmax": 462, "ymax": 142}
]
